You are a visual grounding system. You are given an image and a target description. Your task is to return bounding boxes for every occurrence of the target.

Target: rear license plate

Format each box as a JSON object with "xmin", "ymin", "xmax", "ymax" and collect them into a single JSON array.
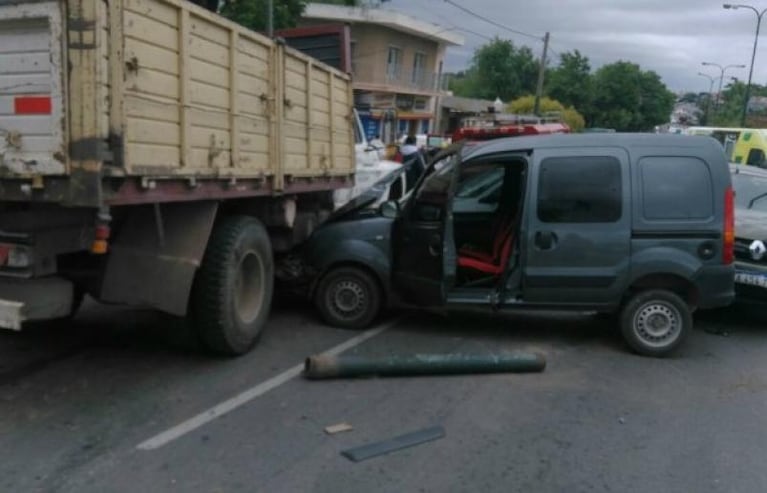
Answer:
[{"xmin": 735, "ymin": 271, "xmax": 767, "ymax": 289}]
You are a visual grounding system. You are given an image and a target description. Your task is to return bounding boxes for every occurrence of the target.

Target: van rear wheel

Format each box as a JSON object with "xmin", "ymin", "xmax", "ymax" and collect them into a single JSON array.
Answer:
[{"xmin": 620, "ymin": 289, "xmax": 691, "ymax": 357}]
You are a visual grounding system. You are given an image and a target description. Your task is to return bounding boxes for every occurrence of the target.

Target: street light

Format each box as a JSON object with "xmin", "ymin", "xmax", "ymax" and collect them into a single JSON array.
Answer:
[
  {"xmin": 723, "ymin": 3, "xmax": 767, "ymax": 126},
  {"xmin": 698, "ymin": 72, "xmax": 717, "ymax": 124},
  {"xmin": 701, "ymin": 61, "xmax": 746, "ymax": 110}
]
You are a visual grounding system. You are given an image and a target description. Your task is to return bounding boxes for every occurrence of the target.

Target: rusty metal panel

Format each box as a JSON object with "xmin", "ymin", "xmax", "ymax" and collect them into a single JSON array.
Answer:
[{"xmin": 0, "ymin": 2, "xmax": 66, "ymax": 177}]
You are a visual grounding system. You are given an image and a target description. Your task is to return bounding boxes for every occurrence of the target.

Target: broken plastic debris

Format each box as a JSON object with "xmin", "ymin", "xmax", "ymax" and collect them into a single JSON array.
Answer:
[{"xmin": 324, "ymin": 422, "xmax": 353, "ymax": 435}]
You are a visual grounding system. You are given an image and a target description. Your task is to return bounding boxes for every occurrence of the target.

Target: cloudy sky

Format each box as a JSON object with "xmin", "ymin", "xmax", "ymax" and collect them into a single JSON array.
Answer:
[{"xmin": 380, "ymin": 0, "xmax": 767, "ymax": 93}]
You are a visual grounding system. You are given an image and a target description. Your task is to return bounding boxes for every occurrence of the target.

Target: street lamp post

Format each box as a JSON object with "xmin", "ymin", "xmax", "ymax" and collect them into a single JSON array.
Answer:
[
  {"xmin": 698, "ymin": 72, "xmax": 717, "ymax": 124},
  {"xmin": 701, "ymin": 61, "xmax": 746, "ymax": 111},
  {"xmin": 723, "ymin": 3, "xmax": 767, "ymax": 126}
]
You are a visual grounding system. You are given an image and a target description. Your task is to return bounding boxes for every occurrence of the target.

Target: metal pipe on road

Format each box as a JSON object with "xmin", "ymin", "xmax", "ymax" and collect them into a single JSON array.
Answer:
[{"xmin": 304, "ymin": 352, "xmax": 546, "ymax": 379}]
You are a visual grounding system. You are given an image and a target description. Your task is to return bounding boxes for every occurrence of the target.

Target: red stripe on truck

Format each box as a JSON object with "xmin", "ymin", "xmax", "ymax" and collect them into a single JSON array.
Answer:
[{"xmin": 14, "ymin": 96, "xmax": 52, "ymax": 115}]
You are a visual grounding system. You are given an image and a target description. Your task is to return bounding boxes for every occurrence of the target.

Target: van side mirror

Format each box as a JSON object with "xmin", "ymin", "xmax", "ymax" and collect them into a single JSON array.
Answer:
[{"xmin": 380, "ymin": 200, "xmax": 400, "ymax": 219}]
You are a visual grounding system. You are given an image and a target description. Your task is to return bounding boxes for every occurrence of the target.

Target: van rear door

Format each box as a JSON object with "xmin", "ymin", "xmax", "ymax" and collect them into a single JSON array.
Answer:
[{"xmin": 0, "ymin": 2, "xmax": 65, "ymax": 176}]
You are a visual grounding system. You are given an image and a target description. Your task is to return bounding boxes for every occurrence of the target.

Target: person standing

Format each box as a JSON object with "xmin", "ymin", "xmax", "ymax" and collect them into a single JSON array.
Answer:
[{"xmin": 401, "ymin": 136, "xmax": 425, "ymax": 191}]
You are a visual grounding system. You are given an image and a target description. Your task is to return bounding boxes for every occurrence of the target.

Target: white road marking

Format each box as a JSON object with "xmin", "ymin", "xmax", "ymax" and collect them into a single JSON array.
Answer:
[{"xmin": 136, "ymin": 319, "xmax": 399, "ymax": 451}]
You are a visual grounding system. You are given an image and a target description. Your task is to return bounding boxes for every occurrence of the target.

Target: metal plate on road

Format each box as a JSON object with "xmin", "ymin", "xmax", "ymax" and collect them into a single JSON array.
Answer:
[
  {"xmin": 735, "ymin": 271, "xmax": 767, "ymax": 289},
  {"xmin": 341, "ymin": 425, "xmax": 446, "ymax": 462}
]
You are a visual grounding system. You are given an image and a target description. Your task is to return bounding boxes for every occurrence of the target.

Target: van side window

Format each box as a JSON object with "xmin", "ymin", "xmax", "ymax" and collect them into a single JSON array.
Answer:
[
  {"xmin": 537, "ymin": 156, "xmax": 622, "ymax": 223},
  {"xmin": 640, "ymin": 157, "xmax": 713, "ymax": 220},
  {"xmin": 747, "ymin": 148, "xmax": 766, "ymax": 167}
]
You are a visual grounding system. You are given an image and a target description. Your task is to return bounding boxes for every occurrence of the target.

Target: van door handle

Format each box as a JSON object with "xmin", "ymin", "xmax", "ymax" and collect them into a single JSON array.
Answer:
[{"xmin": 535, "ymin": 231, "xmax": 557, "ymax": 250}]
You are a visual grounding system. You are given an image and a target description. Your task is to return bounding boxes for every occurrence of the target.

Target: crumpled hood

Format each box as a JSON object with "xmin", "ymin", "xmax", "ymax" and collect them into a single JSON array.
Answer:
[{"xmin": 326, "ymin": 166, "xmax": 405, "ymax": 223}]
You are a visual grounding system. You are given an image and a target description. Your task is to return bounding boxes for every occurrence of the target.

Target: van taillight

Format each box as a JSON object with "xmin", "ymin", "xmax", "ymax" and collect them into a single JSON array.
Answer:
[{"xmin": 723, "ymin": 186, "xmax": 735, "ymax": 265}]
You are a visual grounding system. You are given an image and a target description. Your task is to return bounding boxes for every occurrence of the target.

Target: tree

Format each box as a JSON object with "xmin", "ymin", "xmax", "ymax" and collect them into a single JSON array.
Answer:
[
  {"xmin": 712, "ymin": 80, "xmax": 767, "ymax": 127},
  {"xmin": 546, "ymin": 50, "xmax": 593, "ymax": 118},
  {"xmin": 221, "ymin": 0, "xmax": 359, "ymax": 32},
  {"xmin": 678, "ymin": 92, "xmax": 699, "ymax": 104},
  {"xmin": 590, "ymin": 61, "xmax": 674, "ymax": 131},
  {"xmin": 508, "ymin": 95, "xmax": 585, "ymax": 132},
  {"xmin": 450, "ymin": 38, "xmax": 539, "ymax": 102}
]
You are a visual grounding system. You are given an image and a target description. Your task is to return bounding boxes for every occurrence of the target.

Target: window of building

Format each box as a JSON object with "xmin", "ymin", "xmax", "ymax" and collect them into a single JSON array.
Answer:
[
  {"xmin": 640, "ymin": 156, "xmax": 713, "ymax": 220},
  {"xmin": 387, "ymin": 46, "xmax": 402, "ymax": 80},
  {"xmin": 414, "ymin": 97, "xmax": 428, "ymax": 111},
  {"xmin": 537, "ymin": 156, "xmax": 622, "ymax": 223},
  {"xmin": 412, "ymin": 52, "xmax": 427, "ymax": 85}
]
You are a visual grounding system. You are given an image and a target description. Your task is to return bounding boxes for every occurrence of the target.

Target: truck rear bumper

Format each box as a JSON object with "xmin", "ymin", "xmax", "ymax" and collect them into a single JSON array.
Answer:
[{"xmin": 0, "ymin": 277, "xmax": 74, "ymax": 330}]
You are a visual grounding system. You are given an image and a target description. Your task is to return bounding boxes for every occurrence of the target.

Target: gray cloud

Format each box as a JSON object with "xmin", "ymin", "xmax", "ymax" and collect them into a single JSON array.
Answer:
[{"xmin": 383, "ymin": 0, "xmax": 766, "ymax": 92}]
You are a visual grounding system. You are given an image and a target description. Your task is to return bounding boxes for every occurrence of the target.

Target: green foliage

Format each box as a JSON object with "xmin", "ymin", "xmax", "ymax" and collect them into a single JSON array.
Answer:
[
  {"xmin": 221, "ymin": 0, "xmax": 305, "ymax": 31},
  {"xmin": 710, "ymin": 81, "xmax": 767, "ymax": 127},
  {"xmin": 508, "ymin": 95, "xmax": 585, "ymax": 132},
  {"xmin": 546, "ymin": 50, "xmax": 592, "ymax": 118},
  {"xmin": 221, "ymin": 0, "xmax": 358, "ymax": 32},
  {"xmin": 679, "ymin": 92, "xmax": 699, "ymax": 103},
  {"xmin": 449, "ymin": 38, "xmax": 539, "ymax": 101},
  {"xmin": 590, "ymin": 61, "xmax": 674, "ymax": 131}
]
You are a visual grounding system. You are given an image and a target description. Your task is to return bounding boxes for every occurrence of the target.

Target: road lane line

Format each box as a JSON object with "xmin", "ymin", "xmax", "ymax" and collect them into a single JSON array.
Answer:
[{"xmin": 136, "ymin": 319, "xmax": 399, "ymax": 451}]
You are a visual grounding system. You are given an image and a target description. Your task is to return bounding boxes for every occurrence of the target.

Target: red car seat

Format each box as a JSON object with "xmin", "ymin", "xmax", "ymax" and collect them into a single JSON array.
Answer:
[{"xmin": 457, "ymin": 213, "xmax": 518, "ymax": 275}]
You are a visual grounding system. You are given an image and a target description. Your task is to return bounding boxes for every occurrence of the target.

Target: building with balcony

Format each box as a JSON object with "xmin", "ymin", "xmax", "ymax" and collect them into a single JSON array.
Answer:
[{"xmin": 299, "ymin": 3, "xmax": 463, "ymax": 142}]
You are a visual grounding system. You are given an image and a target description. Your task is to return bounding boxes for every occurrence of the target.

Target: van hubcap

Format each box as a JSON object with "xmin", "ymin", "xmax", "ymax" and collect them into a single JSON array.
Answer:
[
  {"xmin": 634, "ymin": 302, "xmax": 680, "ymax": 347},
  {"xmin": 330, "ymin": 280, "xmax": 366, "ymax": 319}
]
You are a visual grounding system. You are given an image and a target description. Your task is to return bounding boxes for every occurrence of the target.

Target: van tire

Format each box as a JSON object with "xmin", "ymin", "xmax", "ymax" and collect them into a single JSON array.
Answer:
[
  {"xmin": 315, "ymin": 266, "xmax": 382, "ymax": 329},
  {"xmin": 191, "ymin": 216, "xmax": 274, "ymax": 356},
  {"xmin": 620, "ymin": 289, "xmax": 691, "ymax": 357}
]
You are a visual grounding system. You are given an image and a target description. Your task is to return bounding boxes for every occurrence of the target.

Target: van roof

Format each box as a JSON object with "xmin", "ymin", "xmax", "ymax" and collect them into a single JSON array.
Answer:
[{"xmin": 462, "ymin": 133, "xmax": 726, "ymax": 160}]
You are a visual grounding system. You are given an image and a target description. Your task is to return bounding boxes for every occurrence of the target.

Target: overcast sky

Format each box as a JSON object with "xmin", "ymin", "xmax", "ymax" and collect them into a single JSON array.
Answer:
[{"xmin": 380, "ymin": 0, "xmax": 767, "ymax": 94}]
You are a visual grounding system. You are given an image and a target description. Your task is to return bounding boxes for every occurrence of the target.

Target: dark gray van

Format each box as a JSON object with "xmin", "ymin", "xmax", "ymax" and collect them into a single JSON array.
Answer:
[{"xmin": 302, "ymin": 134, "xmax": 735, "ymax": 357}]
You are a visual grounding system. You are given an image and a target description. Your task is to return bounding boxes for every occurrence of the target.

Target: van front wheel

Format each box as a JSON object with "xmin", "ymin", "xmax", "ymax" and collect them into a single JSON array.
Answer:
[{"xmin": 620, "ymin": 290, "xmax": 691, "ymax": 357}]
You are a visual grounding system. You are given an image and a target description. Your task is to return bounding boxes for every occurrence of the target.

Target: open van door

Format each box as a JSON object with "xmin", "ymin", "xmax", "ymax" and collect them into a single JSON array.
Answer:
[{"xmin": 391, "ymin": 149, "xmax": 461, "ymax": 305}]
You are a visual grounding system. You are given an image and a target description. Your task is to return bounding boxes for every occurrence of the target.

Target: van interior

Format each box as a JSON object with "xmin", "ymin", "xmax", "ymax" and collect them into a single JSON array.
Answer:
[{"xmin": 451, "ymin": 157, "xmax": 527, "ymax": 288}]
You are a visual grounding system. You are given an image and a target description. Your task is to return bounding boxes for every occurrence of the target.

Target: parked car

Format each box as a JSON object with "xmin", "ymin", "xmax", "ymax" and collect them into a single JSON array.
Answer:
[
  {"xmin": 731, "ymin": 164, "xmax": 767, "ymax": 301},
  {"xmin": 302, "ymin": 134, "xmax": 735, "ymax": 357}
]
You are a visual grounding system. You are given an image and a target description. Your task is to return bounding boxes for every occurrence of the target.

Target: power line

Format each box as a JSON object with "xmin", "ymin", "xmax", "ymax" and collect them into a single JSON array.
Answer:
[
  {"xmin": 454, "ymin": 26, "xmax": 494, "ymax": 41},
  {"xmin": 442, "ymin": 0, "xmax": 543, "ymax": 42}
]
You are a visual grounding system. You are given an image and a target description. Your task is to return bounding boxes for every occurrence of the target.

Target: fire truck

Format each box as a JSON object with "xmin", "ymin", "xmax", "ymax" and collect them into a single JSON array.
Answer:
[{"xmin": 452, "ymin": 113, "xmax": 570, "ymax": 142}]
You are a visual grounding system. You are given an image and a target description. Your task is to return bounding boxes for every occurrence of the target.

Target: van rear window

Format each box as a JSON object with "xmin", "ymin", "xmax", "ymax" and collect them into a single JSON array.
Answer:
[{"xmin": 639, "ymin": 157, "xmax": 713, "ymax": 220}]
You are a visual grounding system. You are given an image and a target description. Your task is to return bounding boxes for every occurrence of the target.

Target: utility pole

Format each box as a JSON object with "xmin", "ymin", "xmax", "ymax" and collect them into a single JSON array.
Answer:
[{"xmin": 533, "ymin": 31, "xmax": 550, "ymax": 116}]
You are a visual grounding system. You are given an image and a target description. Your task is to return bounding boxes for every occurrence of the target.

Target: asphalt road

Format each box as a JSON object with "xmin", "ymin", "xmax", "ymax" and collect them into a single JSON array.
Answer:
[{"xmin": 1, "ymin": 297, "xmax": 766, "ymax": 493}]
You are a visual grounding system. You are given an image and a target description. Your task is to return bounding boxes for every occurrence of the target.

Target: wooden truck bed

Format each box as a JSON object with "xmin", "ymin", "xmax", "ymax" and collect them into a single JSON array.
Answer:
[{"xmin": 0, "ymin": 0, "xmax": 354, "ymax": 207}]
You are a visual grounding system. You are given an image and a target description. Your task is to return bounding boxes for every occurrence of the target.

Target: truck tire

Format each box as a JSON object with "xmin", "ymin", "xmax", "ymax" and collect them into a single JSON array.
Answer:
[
  {"xmin": 315, "ymin": 266, "xmax": 382, "ymax": 330},
  {"xmin": 191, "ymin": 216, "xmax": 274, "ymax": 356},
  {"xmin": 620, "ymin": 289, "xmax": 691, "ymax": 357}
]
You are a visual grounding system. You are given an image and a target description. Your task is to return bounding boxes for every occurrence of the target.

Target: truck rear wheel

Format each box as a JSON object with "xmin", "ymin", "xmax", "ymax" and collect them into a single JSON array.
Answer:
[{"xmin": 191, "ymin": 216, "xmax": 274, "ymax": 356}]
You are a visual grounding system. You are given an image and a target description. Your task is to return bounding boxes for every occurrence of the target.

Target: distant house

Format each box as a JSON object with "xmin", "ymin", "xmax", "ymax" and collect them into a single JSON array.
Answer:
[
  {"xmin": 296, "ymin": 3, "xmax": 463, "ymax": 142},
  {"xmin": 748, "ymin": 96, "xmax": 767, "ymax": 113}
]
